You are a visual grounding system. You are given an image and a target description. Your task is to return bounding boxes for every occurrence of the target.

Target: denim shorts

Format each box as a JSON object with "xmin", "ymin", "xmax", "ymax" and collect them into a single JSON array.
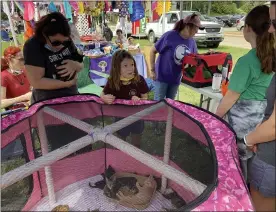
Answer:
[
  {"xmin": 249, "ymin": 156, "xmax": 276, "ymax": 197},
  {"xmin": 154, "ymin": 81, "xmax": 179, "ymax": 101},
  {"xmin": 115, "ymin": 118, "xmax": 144, "ymax": 138}
]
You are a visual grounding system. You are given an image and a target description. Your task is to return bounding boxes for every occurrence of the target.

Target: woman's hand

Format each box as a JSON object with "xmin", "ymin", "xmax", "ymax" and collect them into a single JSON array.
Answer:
[
  {"xmin": 150, "ymin": 67, "xmax": 156, "ymax": 80},
  {"xmin": 131, "ymin": 96, "xmax": 140, "ymax": 102},
  {"xmin": 56, "ymin": 60, "xmax": 79, "ymax": 78},
  {"xmin": 101, "ymin": 94, "xmax": 115, "ymax": 104},
  {"xmin": 244, "ymin": 134, "xmax": 258, "ymax": 153},
  {"xmin": 63, "ymin": 74, "xmax": 78, "ymax": 88},
  {"xmin": 21, "ymin": 92, "xmax": 32, "ymax": 102},
  {"xmin": 247, "ymin": 145, "xmax": 257, "ymax": 153},
  {"xmin": 208, "ymin": 49, "xmax": 215, "ymax": 54}
]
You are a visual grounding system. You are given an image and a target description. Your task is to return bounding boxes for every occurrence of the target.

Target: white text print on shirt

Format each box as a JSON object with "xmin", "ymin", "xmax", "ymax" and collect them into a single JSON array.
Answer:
[{"xmin": 174, "ymin": 44, "xmax": 191, "ymax": 66}]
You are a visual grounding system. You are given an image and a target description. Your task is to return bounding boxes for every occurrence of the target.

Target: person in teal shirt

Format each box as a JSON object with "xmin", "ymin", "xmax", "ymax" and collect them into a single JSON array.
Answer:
[
  {"xmin": 228, "ymin": 48, "xmax": 273, "ymax": 101},
  {"xmin": 216, "ymin": 5, "xmax": 275, "ymax": 182}
]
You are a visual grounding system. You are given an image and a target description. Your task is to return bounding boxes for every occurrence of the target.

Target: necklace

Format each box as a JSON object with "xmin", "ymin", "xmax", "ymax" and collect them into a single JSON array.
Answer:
[
  {"xmin": 9, "ymin": 69, "xmax": 25, "ymax": 85},
  {"xmin": 14, "ymin": 74, "xmax": 25, "ymax": 85}
]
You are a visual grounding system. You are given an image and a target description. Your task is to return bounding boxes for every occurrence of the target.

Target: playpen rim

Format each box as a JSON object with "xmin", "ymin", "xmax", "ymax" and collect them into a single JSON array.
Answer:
[
  {"xmin": 1, "ymin": 93, "xmax": 236, "ymax": 135},
  {"xmin": 1, "ymin": 94, "xmax": 253, "ymax": 210}
]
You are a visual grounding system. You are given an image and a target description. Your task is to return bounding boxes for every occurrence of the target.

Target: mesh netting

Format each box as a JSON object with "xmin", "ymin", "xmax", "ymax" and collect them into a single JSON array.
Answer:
[
  {"xmin": 1, "ymin": 97, "xmax": 252, "ymax": 211},
  {"xmin": 1, "ymin": 134, "xmax": 32, "ymax": 211}
]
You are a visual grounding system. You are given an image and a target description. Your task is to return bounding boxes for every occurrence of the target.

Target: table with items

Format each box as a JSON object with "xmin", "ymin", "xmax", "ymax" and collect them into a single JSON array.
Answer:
[
  {"xmin": 88, "ymin": 53, "xmax": 147, "ymax": 86},
  {"xmin": 76, "ymin": 35, "xmax": 147, "ymax": 87}
]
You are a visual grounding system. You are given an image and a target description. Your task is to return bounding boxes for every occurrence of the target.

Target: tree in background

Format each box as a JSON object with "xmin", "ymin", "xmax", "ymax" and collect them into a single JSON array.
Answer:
[
  {"xmin": 177, "ymin": 1, "xmax": 266, "ymax": 15},
  {"xmin": 239, "ymin": 1, "xmax": 264, "ymax": 13},
  {"xmin": 1, "ymin": 3, "xmax": 8, "ymax": 20},
  {"xmin": 212, "ymin": 1, "xmax": 238, "ymax": 14}
]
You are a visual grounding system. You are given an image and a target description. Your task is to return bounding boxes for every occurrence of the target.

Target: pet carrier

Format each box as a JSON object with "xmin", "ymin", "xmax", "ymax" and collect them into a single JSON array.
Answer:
[
  {"xmin": 182, "ymin": 52, "xmax": 233, "ymax": 88},
  {"xmin": 1, "ymin": 95, "xmax": 253, "ymax": 211}
]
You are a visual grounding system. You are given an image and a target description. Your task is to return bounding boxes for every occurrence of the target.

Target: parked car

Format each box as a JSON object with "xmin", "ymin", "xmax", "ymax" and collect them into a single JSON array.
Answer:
[
  {"xmin": 229, "ymin": 14, "xmax": 244, "ymax": 27},
  {"xmin": 236, "ymin": 16, "xmax": 245, "ymax": 31},
  {"xmin": 146, "ymin": 11, "xmax": 224, "ymax": 48},
  {"xmin": 203, "ymin": 15, "xmax": 224, "ymax": 26},
  {"xmin": 215, "ymin": 15, "xmax": 233, "ymax": 27}
]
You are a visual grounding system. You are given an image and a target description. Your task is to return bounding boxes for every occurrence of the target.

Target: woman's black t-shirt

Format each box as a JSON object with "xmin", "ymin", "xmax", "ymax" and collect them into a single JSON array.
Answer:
[{"xmin": 23, "ymin": 36, "xmax": 82, "ymax": 103}]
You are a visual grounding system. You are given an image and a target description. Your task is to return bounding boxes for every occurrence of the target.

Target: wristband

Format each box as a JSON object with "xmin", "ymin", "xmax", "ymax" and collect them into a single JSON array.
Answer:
[{"xmin": 243, "ymin": 135, "xmax": 253, "ymax": 147}]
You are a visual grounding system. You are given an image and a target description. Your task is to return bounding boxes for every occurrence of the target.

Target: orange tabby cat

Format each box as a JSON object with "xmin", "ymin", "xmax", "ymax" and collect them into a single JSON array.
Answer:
[{"xmin": 116, "ymin": 175, "xmax": 156, "ymax": 209}]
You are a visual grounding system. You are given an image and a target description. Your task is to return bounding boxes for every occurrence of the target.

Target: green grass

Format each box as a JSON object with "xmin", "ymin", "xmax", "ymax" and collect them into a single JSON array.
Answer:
[
  {"xmin": 1, "ymin": 157, "xmax": 31, "ymax": 211},
  {"xmin": 1, "ymin": 34, "xmax": 24, "ymax": 55}
]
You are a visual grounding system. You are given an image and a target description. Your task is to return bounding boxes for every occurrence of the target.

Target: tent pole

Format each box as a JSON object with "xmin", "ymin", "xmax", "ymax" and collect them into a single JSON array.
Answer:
[
  {"xmin": 162, "ymin": 0, "xmax": 166, "ymax": 34},
  {"xmin": 34, "ymin": 2, "xmax": 40, "ymax": 22},
  {"xmin": 180, "ymin": 1, "xmax": 183, "ymax": 19},
  {"xmin": 37, "ymin": 111, "xmax": 56, "ymax": 206},
  {"xmin": 3, "ymin": 1, "xmax": 18, "ymax": 46},
  {"xmin": 102, "ymin": 11, "xmax": 104, "ymax": 35},
  {"xmin": 161, "ymin": 107, "xmax": 173, "ymax": 194}
]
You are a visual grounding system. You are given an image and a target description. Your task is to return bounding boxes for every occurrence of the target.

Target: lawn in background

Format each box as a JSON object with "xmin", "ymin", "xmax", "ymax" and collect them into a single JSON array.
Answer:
[
  {"xmin": 1, "ymin": 36, "xmax": 248, "ymax": 105},
  {"xmin": 1, "ymin": 34, "xmax": 24, "ymax": 55}
]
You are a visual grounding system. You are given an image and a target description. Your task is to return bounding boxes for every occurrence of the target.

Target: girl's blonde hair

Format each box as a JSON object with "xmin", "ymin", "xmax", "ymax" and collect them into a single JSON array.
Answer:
[{"xmin": 109, "ymin": 50, "xmax": 140, "ymax": 90}]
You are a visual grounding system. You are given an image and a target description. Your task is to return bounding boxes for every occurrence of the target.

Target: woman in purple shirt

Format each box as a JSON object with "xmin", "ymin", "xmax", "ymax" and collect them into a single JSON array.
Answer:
[{"xmin": 150, "ymin": 13, "xmax": 202, "ymax": 100}]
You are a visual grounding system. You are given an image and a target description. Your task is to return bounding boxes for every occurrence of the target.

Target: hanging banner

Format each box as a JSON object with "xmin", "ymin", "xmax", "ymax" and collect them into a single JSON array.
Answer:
[
  {"xmin": 14, "ymin": 1, "xmax": 24, "ymax": 13},
  {"xmin": 139, "ymin": 17, "xmax": 146, "ymax": 34}
]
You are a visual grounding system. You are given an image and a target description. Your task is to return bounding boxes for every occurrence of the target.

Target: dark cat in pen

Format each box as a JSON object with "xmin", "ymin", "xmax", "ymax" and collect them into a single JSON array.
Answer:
[
  {"xmin": 89, "ymin": 165, "xmax": 138, "ymax": 199},
  {"xmin": 89, "ymin": 165, "xmax": 115, "ymax": 190},
  {"xmin": 104, "ymin": 176, "xmax": 139, "ymax": 199},
  {"xmin": 163, "ymin": 191, "xmax": 187, "ymax": 208}
]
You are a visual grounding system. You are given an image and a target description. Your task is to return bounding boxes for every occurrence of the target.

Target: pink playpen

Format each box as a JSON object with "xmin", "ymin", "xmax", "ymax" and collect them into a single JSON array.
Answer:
[{"xmin": 1, "ymin": 95, "xmax": 254, "ymax": 211}]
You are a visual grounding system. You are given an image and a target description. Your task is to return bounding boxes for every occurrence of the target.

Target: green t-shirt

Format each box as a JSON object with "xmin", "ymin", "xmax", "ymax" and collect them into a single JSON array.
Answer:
[{"xmin": 228, "ymin": 48, "xmax": 274, "ymax": 100}]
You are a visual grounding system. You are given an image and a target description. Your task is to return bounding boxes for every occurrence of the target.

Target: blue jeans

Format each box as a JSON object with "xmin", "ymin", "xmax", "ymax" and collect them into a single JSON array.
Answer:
[
  {"xmin": 249, "ymin": 156, "xmax": 276, "ymax": 197},
  {"xmin": 154, "ymin": 81, "xmax": 179, "ymax": 101}
]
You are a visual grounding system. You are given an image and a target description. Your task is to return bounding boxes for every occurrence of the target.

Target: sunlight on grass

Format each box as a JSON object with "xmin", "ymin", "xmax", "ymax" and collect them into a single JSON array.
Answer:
[{"xmin": 1, "ymin": 34, "xmax": 24, "ymax": 55}]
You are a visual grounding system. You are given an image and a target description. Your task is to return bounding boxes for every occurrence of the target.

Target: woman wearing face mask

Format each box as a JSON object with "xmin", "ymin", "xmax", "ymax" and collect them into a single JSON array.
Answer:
[
  {"xmin": 23, "ymin": 12, "xmax": 83, "ymax": 103},
  {"xmin": 215, "ymin": 5, "xmax": 275, "ymax": 182},
  {"xmin": 1, "ymin": 46, "xmax": 32, "ymax": 109},
  {"xmin": 150, "ymin": 13, "xmax": 202, "ymax": 101}
]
